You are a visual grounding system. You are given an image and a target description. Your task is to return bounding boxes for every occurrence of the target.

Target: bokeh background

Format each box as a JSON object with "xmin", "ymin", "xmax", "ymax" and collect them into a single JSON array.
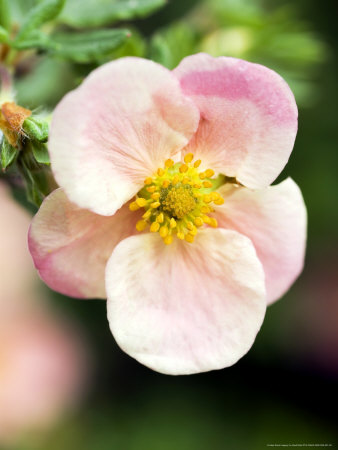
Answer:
[{"xmin": 1, "ymin": 0, "xmax": 337, "ymax": 448}]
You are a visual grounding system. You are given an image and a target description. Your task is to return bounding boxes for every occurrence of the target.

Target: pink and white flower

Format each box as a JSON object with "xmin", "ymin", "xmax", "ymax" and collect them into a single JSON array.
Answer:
[{"xmin": 29, "ymin": 53, "xmax": 307, "ymax": 375}]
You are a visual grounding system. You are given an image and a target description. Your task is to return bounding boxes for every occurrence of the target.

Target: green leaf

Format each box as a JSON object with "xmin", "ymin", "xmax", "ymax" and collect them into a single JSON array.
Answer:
[
  {"xmin": 0, "ymin": 25, "xmax": 9, "ymax": 43},
  {"xmin": 1, "ymin": 138, "xmax": 19, "ymax": 170},
  {"xmin": 31, "ymin": 141, "xmax": 50, "ymax": 164},
  {"xmin": 22, "ymin": 116, "xmax": 49, "ymax": 142},
  {"xmin": 11, "ymin": 30, "xmax": 51, "ymax": 50},
  {"xmin": 15, "ymin": 0, "xmax": 66, "ymax": 42},
  {"xmin": 60, "ymin": 0, "xmax": 166, "ymax": 28},
  {"xmin": 0, "ymin": 0, "xmax": 10, "ymax": 30},
  {"xmin": 48, "ymin": 29, "xmax": 131, "ymax": 63}
]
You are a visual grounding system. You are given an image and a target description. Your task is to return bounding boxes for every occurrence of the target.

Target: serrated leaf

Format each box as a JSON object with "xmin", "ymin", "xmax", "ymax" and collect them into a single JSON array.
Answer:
[
  {"xmin": 22, "ymin": 116, "xmax": 49, "ymax": 142},
  {"xmin": 60, "ymin": 0, "xmax": 166, "ymax": 28},
  {"xmin": 31, "ymin": 141, "xmax": 50, "ymax": 164},
  {"xmin": 15, "ymin": 0, "xmax": 66, "ymax": 42},
  {"xmin": 48, "ymin": 29, "xmax": 131, "ymax": 63},
  {"xmin": 1, "ymin": 138, "xmax": 19, "ymax": 170}
]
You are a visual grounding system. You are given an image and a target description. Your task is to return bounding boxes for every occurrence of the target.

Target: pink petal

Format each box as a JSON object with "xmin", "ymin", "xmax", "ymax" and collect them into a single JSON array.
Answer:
[
  {"xmin": 216, "ymin": 178, "xmax": 307, "ymax": 304},
  {"xmin": 106, "ymin": 229, "xmax": 266, "ymax": 375},
  {"xmin": 173, "ymin": 53, "xmax": 298, "ymax": 188},
  {"xmin": 49, "ymin": 57, "xmax": 200, "ymax": 216},
  {"xmin": 29, "ymin": 188, "xmax": 141, "ymax": 299}
]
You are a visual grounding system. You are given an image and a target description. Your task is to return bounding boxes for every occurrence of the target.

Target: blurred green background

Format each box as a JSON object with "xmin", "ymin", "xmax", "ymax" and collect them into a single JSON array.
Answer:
[{"xmin": 1, "ymin": 0, "xmax": 337, "ymax": 448}]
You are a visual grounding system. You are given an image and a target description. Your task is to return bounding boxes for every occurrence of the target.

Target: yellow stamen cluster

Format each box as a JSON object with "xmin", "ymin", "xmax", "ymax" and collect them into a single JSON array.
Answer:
[{"xmin": 129, "ymin": 153, "xmax": 224, "ymax": 245}]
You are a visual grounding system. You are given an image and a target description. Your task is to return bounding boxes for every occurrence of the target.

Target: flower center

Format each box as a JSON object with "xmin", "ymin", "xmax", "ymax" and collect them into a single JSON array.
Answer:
[{"xmin": 129, "ymin": 153, "xmax": 224, "ymax": 245}]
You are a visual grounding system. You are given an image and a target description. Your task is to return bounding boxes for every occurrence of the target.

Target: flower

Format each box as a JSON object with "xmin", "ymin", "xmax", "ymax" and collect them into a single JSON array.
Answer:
[
  {"xmin": 29, "ymin": 53, "xmax": 307, "ymax": 375},
  {"xmin": 0, "ymin": 182, "xmax": 89, "ymax": 442}
]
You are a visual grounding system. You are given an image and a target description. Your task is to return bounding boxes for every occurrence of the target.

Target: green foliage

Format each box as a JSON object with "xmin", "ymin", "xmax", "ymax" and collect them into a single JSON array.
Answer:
[
  {"xmin": 0, "ymin": 0, "xmax": 11, "ymax": 30},
  {"xmin": 12, "ymin": 28, "xmax": 131, "ymax": 63},
  {"xmin": 0, "ymin": 25, "xmax": 8, "ymax": 43},
  {"xmin": 15, "ymin": 57, "xmax": 76, "ymax": 109},
  {"xmin": 23, "ymin": 116, "xmax": 49, "ymax": 143},
  {"xmin": 49, "ymin": 29, "xmax": 131, "ymax": 63},
  {"xmin": 14, "ymin": 0, "xmax": 66, "ymax": 42},
  {"xmin": 31, "ymin": 141, "xmax": 50, "ymax": 164},
  {"xmin": 149, "ymin": 22, "xmax": 197, "ymax": 69},
  {"xmin": 1, "ymin": 137, "xmax": 18, "ymax": 170},
  {"xmin": 59, "ymin": 0, "xmax": 166, "ymax": 28}
]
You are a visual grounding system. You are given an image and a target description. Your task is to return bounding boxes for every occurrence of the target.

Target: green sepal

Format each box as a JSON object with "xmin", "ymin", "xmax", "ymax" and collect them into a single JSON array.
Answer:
[
  {"xmin": 22, "ymin": 116, "xmax": 49, "ymax": 142},
  {"xmin": 31, "ymin": 141, "xmax": 50, "ymax": 164},
  {"xmin": 14, "ymin": 0, "xmax": 66, "ymax": 42},
  {"xmin": 60, "ymin": 0, "xmax": 166, "ymax": 28},
  {"xmin": 1, "ymin": 138, "xmax": 19, "ymax": 170},
  {"xmin": 18, "ymin": 144, "xmax": 52, "ymax": 206}
]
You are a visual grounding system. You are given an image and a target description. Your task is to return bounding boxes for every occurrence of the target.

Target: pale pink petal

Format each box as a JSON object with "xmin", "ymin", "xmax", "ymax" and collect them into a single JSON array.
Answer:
[
  {"xmin": 216, "ymin": 178, "xmax": 307, "ymax": 304},
  {"xmin": 49, "ymin": 57, "xmax": 200, "ymax": 216},
  {"xmin": 106, "ymin": 229, "xmax": 266, "ymax": 375},
  {"xmin": 173, "ymin": 53, "xmax": 298, "ymax": 188},
  {"xmin": 29, "ymin": 188, "xmax": 141, "ymax": 299}
]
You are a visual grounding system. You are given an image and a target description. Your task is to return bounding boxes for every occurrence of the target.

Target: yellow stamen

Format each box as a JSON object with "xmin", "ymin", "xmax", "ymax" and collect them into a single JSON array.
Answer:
[
  {"xmin": 164, "ymin": 235, "xmax": 173, "ymax": 245},
  {"xmin": 194, "ymin": 217, "xmax": 204, "ymax": 227},
  {"xmin": 136, "ymin": 220, "xmax": 147, "ymax": 231},
  {"xmin": 129, "ymin": 201, "xmax": 140, "ymax": 211},
  {"xmin": 185, "ymin": 234, "xmax": 195, "ymax": 243},
  {"xmin": 184, "ymin": 153, "xmax": 194, "ymax": 164},
  {"xmin": 136, "ymin": 197, "xmax": 147, "ymax": 207},
  {"xmin": 203, "ymin": 181, "xmax": 213, "ymax": 188},
  {"xmin": 170, "ymin": 218, "xmax": 177, "ymax": 228},
  {"xmin": 150, "ymin": 222, "xmax": 160, "ymax": 232},
  {"xmin": 156, "ymin": 213, "xmax": 164, "ymax": 223},
  {"xmin": 160, "ymin": 226, "xmax": 169, "ymax": 238},
  {"xmin": 205, "ymin": 169, "xmax": 214, "ymax": 178},
  {"xmin": 165, "ymin": 159, "xmax": 174, "ymax": 168},
  {"xmin": 130, "ymin": 157, "xmax": 227, "ymax": 244}
]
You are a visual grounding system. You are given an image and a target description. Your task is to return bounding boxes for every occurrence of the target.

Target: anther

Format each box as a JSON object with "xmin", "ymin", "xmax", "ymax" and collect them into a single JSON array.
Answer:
[
  {"xmin": 156, "ymin": 213, "xmax": 164, "ymax": 223},
  {"xmin": 136, "ymin": 220, "xmax": 147, "ymax": 231},
  {"xmin": 205, "ymin": 169, "xmax": 214, "ymax": 178},
  {"xmin": 194, "ymin": 217, "xmax": 204, "ymax": 227},
  {"xmin": 144, "ymin": 177, "xmax": 153, "ymax": 185},
  {"xmin": 151, "ymin": 201, "xmax": 160, "ymax": 209},
  {"xmin": 150, "ymin": 222, "xmax": 160, "ymax": 232},
  {"xmin": 185, "ymin": 234, "xmax": 195, "ymax": 243},
  {"xmin": 160, "ymin": 226, "xmax": 169, "ymax": 238},
  {"xmin": 164, "ymin": 235, "xmax": 173, "ymax": 245},
  {"xmin": 194, "ymin": 159, "xmax": 201, "ymax": 168},
  {"xmin": 179, "ymin": 164, "xmax": 188, "ymax": 173},
  {"xmin": 136, "ymin": 198, "xmax": 147, "ymax": 207},
  {"xmin": 165, "ymin": 159, "xmax": 174, "ymax": 168},
  {"xmin": 170, "ymin": 218, "xmax": 177, "ymax": 228},
  {"xmin": 184, "ymin": 153, "xmax": 194, "ymax": 164},
  {"xmin": 129, "ymin": 201, "xmax": 140, "ymax": 211},
  {"xmin": 202, "ymin": 181, "xmax": 213, "ymax": 188},
  {"xmin": 157, "ymin": 168, "xmax": 165, "ymax": 177}
]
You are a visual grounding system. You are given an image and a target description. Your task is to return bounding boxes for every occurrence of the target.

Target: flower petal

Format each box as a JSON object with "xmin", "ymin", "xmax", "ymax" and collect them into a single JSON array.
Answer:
[
  {"xmin": 173, "ymin": 53, "xmax": 298, "ymax": 188},
  {"xmin": 49, "ymin": 57, "xmax": 200, "ymax": 216},
  {"xmin": 29, "ymin": 188, "xmax": 141, "ymax": 299},
  {"xmin": 216, "ymin": 178, "xmax": 307, "ymax": 304},
  {"xmin": 106, "ymin": 229, "xmax": 266, "ymax": 375}
]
